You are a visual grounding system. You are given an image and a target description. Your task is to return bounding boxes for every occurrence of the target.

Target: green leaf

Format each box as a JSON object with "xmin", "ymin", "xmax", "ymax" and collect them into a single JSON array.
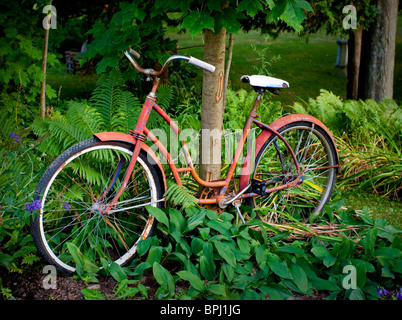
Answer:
[
  {"xmin": 146, "ymin": 246, "xmax": 163, "ymax": 265},
  {"xmin": 213, "ymin": 240, "xmax": 237, "ymax": 268},
  {"xmin": 96, "ymin": 55, "xmax": 120, "ymax": 74},
  {"xmin": 381, "ymin": 267, "xmax": 395, "ymax": 279},
  {"xmin": 311, "ymin": 245, "xmax": 330, "ymax": 258},
  {"xmin": 278, "ymin": 245, "xmax": 306, "ymax": 257},
  {"xmin": 168, "ymin": 208, "xmax": 187, "ymax": 233},
  {"xmin": 355, "ymin": 262, "xmax": 367, "ymax": 288},
  {"xmin": 137, "ymin": 237, "xmax": 151, "ymax": 256},
  {"xmin": 237, "ymin": 0, "xmax": 263, "ymax": 18},
  {"xmin": 191, "ymin": 237, "xmax": 205, "ymax": 255},
  {"xmin": 153, "ymin": 262, "xmax": 175, "ymax": 292},
  {"xmin": 207, "ymin": 219, "xmax": 232, "ymax": 237},
  {"xmin": 311, "ymin": 277, "xmax": 340, "ymax": 291},
  {"xmin": 221, "ymin": 263, "xmax": 234, "ymax": 282},
  {"xmin": 114, "ymin": 279, "xmax": 140, "ymax": 299},
  {"xmin": 199, "ymin": 227, "xmax": 210, "ymax": 240},
  {"xmin": 66, "ymin": 242, "xmax": 84, "ymax": 269},
  {"xmin": 146, "ymin": 206, "xmax": 169, "ymax": 230},
  {"xmin": 392, "ymin": 259, "xmax": 402, "ymax": 273},
  {"xmin": 109, "ymin": 262, "xmax": 127, "ymax": 282},
  {"xmin": 133, "ymin": 261, "xmax": 151, "ymax": 278},
  {"xmin": 260, "ymin": 286, "xmax": 284, "ymax": 300},
  {"xmin": 186, "ymin": 208, "xmax": 206, "ymax": 231},
  {"xmin": 348, "ymin": 288, "xmax": 365, "ymax": 300},
  {"xmin": 200, "ymin": 254, "xmax": 216, "ymax": 281},
  {"xmin": 272, "ymin": 0, "xmax": 312, "ymax": 32},
  {"xmin": 177, "ymin": 270, "xmax": 206, "ymax": 292},
  {"xmin": 374, "ymin": 247, "xmax": 401, "ymax": 259},
  {"xmin": 207, "ymin": 284, "xmax": 227, "ymax": 297},
  {"xmin": 214, "ymin": 7, "xmax": 242, "ymax": 34},
  {"xmin": 364, "ymin": 228, "xmax": 377, "ymax": 257},
  {"xmin": 171, "ymin": 231, "xmax": 192, "ymax": 255},
  {"xmin": 289, "ymin": 263, "xmax": 309, "ymax": 294},
  {"xmin": 0, "ymin": 253, "xmax": 14, "ymax": 268},
  {"xmin": 181, "ymin": 11, "xmax": 215, "ymax": 37},
  {"xmin": 323, "ymin": 254, "xmax": 337, "ymax": 268},
  {"xmin": 267, "ymin": 254, "xmax": 293, "ymax": 279},
  {"xmin": 357, "ymin": 207, "xmax": 374, "ymax": 225},
  {"xmin": 82, "ymin": 288, "xmax": 106, "ymax": 300},
  {"xmin": 255, "ymin": 245, "xmax": 267, "ymax": 269}
]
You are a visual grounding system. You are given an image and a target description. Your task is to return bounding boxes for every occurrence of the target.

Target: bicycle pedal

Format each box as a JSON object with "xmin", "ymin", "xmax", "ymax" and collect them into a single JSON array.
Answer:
[{"xmin": 251, "ymin": 178, "xmax": 267, "ymax": 196}]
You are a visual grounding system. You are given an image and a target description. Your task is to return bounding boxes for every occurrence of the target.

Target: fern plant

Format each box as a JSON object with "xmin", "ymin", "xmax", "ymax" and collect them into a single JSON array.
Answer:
[
  {"xmin": 164, "ymin": 180, "xmax": 199, "ymax": 209},
  {"xmin": 293, "ymin": 90, "xmax": 402, "ymax": 198},
  {"xmin": 32, "ymin": 70, "xmax": 142, "ymax": 157}
]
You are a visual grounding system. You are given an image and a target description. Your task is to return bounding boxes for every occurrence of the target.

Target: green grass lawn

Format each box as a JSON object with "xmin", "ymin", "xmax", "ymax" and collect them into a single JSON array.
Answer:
[
  {"xmin": 47, "ymin": 69, "xmax": 98, "ymax": 102},
  {"xmin": 168, "ymin": 29, "xmax": 347, "ymax": 106},
  {"xmin": 334, "ymin": 190, "xmax": 402, "ymax": 229}
]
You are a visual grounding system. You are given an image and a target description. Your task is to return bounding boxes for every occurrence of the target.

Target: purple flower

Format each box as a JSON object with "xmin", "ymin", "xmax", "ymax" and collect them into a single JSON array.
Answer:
[
  {"xmin": 63, "ymin": 201, "xmax": 71, "ymax": 210},
  {"xmin": 394, "ymin": 289, "xmax": 402, "ymax": 300},
  {"xmin": 25, "ymin": 200, "xmax": 42, "ymax": 213},
  {"xmin": 9, "ymin": 131, "xmax": 21, "ymax": 144},
  {"xmin": 377, "ymin": 287, "xmax": 389, "ymax": 297}
]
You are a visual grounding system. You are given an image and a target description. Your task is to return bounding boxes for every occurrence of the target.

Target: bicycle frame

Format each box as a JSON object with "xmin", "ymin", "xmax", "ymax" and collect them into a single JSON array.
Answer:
[{"xmin": 97, "ymin": 88, "xmax": 309, "ymax": 215}]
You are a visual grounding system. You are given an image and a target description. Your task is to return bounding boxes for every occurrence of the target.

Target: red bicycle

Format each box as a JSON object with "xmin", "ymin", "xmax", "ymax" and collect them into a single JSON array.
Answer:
[{"xmin": 31, "ymin": 49, "xmax": 339, "ymax": 274}]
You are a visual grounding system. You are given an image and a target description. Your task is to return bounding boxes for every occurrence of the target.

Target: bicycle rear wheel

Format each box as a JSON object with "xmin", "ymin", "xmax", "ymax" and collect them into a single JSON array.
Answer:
[
  {"xmin": 247, "ymin": 121, "xmax": 338, "ymax": 222},
  {"xmin": 31, "ymin": 138, "xmax": 163, "ymax": 274}
]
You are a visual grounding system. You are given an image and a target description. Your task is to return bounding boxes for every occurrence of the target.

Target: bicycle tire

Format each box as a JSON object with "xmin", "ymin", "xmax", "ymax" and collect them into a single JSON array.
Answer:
[
  {"xmin": 246, "ymin": 121, "xmax": 338, "ymax": 221},
  {"xmin": 31, "ymin": 138, "xmax": 163, "ymax": 274}
]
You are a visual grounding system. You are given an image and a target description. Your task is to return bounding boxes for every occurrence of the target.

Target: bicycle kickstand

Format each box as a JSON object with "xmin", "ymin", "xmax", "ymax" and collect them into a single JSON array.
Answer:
[{"xmin": 233, "ymin": 200, "xmax": 245, "ymax": 224}]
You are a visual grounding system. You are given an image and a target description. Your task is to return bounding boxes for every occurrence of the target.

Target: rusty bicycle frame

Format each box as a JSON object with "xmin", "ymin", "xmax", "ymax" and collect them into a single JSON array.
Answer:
[{"xmin": 95, "ymin": 49, "xmax": 339, "ymax": 216}]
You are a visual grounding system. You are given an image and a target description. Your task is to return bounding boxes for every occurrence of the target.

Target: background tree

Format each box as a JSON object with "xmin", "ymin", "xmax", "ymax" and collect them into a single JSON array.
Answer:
[
  {"xmin": 359, "ymin": 0, "xmax": 399, "ymax": 101},
  {"xmin": 300, "ymin": 1, "xmax": 377, "ymax": 100},
  {"xmin": 302, "ymin": 0, "xmax": 399, "ymax": 102}
]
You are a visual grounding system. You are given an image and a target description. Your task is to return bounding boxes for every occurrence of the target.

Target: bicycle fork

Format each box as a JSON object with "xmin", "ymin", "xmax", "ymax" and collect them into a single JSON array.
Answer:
[{"xmin": 102, "ymin": 96, "xmax": 155, "ymax": 216}]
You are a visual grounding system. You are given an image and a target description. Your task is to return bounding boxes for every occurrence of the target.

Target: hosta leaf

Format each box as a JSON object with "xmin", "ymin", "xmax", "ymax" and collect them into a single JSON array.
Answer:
[
  {"xmin": 153, "ymin": 262, "xmax": 175, "ymax": 292},
  {"xmin": 213, "ymin": 240, "xmax": 236, "ymax": 268},
  {"xmin": 177, "ymin": 270, "xmax": 206, "ymax": 292},
  {"xmin": 267, "ymin": 254, "xmax": 293, "ymax": 279}
]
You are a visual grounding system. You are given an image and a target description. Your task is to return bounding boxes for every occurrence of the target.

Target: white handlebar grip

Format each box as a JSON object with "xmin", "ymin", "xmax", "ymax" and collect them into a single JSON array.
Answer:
[{"xmin": 188, "ymin": 56, "xmax": 216, "ymax": 73}]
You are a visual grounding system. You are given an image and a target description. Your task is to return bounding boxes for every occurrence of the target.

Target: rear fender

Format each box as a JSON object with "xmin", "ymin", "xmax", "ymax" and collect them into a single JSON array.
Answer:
[
  {"xmin": 94, "ymin": 132, "xmax": 167, "ymax": 192},
  {"xmin": 239, "ymin": 114, "xmax": 339, "ymax": 190}
]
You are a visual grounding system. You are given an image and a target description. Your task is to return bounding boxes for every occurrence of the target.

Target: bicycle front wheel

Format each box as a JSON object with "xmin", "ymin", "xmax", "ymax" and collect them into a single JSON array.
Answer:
[
  {"xmin": 247, "ymin": 121, "xmax": 338, "ymax": 222},
  {"xmin": 31, "ymin": 138, "xmax": 163, "ymax": 274}
]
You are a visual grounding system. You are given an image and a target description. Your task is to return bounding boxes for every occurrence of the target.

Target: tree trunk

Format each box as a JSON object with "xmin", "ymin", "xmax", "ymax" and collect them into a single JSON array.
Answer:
[
  {"xmin": 200, "ymin": 27, "xmax": 227, "ymax": 182},
  {"xmin": 362, "ymin": 0, "xmax": 398, "ymax": 102},
  {"xmin": 40, "ymin": 17, "xmax": 50, "ymax": 119},
  {"xmin": 347, "ymin": 25, "xmax": 363, "ymax": 100},
  {"xmin": 222, "ymin": 33, "xmax": 235, "ymax": 117}
]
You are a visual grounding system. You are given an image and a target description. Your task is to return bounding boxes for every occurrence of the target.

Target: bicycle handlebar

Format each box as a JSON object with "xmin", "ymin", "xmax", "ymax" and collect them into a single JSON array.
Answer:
[{"xmin": 124, "ymin": 48, "xmax": 215, "ymax": 77}]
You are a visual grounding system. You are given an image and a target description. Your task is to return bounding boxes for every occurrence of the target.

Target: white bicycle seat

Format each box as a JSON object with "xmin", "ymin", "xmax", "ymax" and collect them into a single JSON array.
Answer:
[{"xmin": 241, "ymin": 75, "xmax": 289, "ymax": 89}]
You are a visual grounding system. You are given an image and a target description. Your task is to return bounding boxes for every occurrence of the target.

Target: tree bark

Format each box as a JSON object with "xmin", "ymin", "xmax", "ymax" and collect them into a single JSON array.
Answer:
[
  {"xmin": 200, "ymin": 27, "xmax": 227, "ymax": 181},
  {"xmin": 362, "ymin": 0, "xmax": 398, "ymax": 102},
  {"xmin": 347, "ymin": 25, "xmax": 363, "ymax": 100}
]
